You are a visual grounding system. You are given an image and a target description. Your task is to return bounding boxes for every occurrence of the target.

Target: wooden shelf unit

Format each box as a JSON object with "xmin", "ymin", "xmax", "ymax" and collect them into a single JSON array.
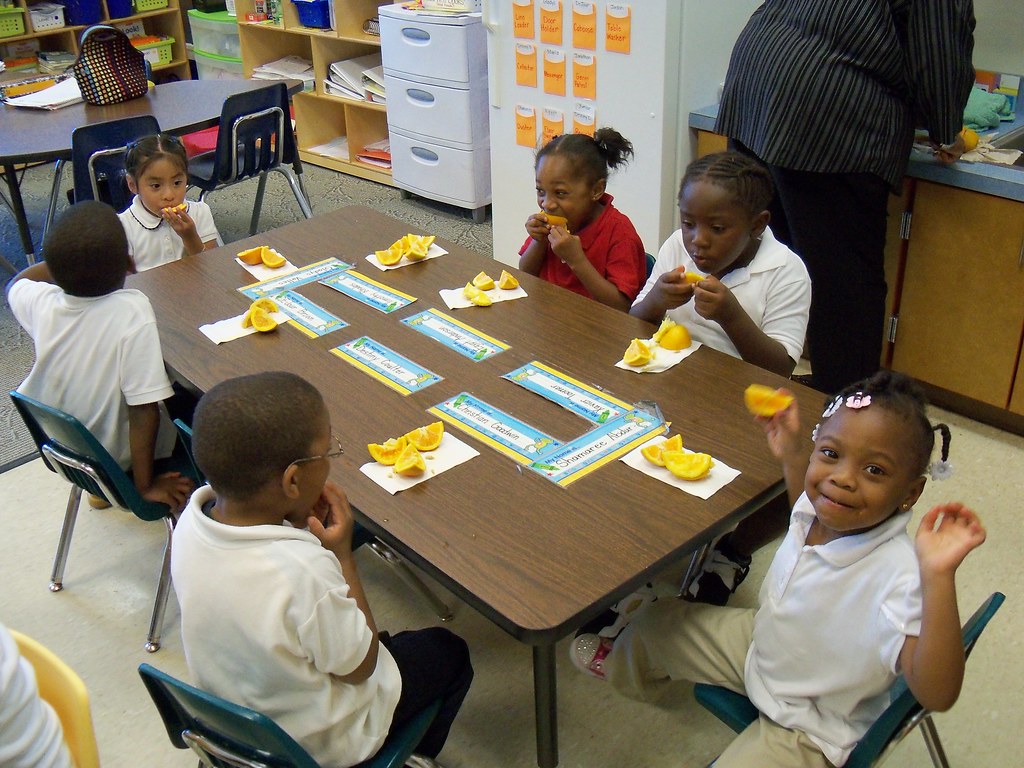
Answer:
[
  {"xmin": 1, "ymin": 0, "xmax": 190, "ymax": 82},
  {"xmin": 234, "ymin": 0, "xmax": 395, "ymax": 185}
]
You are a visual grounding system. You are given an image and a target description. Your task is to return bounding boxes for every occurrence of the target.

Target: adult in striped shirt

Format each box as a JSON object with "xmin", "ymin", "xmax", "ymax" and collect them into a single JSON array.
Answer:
[{"xmin": 716, "ymin": 0, "xmax": 975, "ymax": 394}]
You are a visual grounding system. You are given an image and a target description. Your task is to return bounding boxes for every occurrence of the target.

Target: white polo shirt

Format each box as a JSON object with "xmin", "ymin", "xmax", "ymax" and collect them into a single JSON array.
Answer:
[
  {"xmin": 118, "ymin": 196, "xmax": 221, "ymax": 272},
  {"xmin": 633, "ymin": 227, "xmax": 811, "ymax": 363},
  {"xmin": 745, "ymin": 493, "xmax": 922, "ymax": 766},
  {"xmin": 9, "ymin": 280, "xmax": 176, "ymax": 469}
]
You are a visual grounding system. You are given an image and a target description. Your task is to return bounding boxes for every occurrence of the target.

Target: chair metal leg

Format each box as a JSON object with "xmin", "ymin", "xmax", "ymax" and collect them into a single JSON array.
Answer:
[
  {"xmin": 41, "ymin": 158, "xmax": 66, "ymax": 250},
  {"xmin": 145, "ymin": 516, "xmax": 175, "ymax": 653},
  {"xmin": 920, "ymin": 715, "xmax": 951, "ymax": 768},
  {"xmin": 249, "ymin": 171, "xmax": 269, "ymax": 236},
  {"xmin": 272, "ymin": 167, "xmax": 313, "ymax": 219},
  {"xmin": 677, "ymin": 542, "xmax": 712, "ymax": 598},
  {"xmin": 367, "ymin": 540, "xmax": 453, "ymax": 621},
  {"xmin": 49, "ymin": 486, "xmax": 83, "ymax": 592}
]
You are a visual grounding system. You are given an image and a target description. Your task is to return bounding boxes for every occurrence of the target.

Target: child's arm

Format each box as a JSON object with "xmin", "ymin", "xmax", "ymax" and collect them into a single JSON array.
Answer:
[
  {"xmin": 630, "ymin": 268, "xmax": 696, "ymax": 322},
  {"xmin": 126, "ymin": 403, "xmax": 194, "ymax": 512},
  {"xmin": 759, "ymin": 395, "xmax": 809, "ymax": 508},
  {"xmin": 899, "ymin": 503, "xmax": 986, "ymax": 711},
  {"xmin": 4, "ymin": 262, "xmax": 54, "ymax": 298},
  {"xmin": 306, "ymin": 481, "xmax": 380, "ymax": 684},
  {"xmin": 548, "ymin": 227, "xmax": 631, "ymax": 311},
  {"xmin": 162, "ymin": 208, "xmax": 211, "ymax": 257},
  {"xmin": 520, "ymin": 213, "xmax": 552, "ymax": 275},
  {"xmin": 692, "ymin": 279, "xmax": 795, "ymax": 376}
]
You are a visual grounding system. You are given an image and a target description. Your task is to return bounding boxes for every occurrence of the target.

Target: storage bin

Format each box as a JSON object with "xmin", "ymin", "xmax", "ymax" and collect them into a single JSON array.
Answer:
[
  {"xmin": 133, "ymin": 0, "xmax": 169, "ymax": 12},
  {"xmin": 132, "ymin": 35, "xmax": 174, "ymax": 66},
  {"xmin": 291, "ymin": 0, "xmax": 329, "ymax": 29},
  {"xmin": 384, "ymin": 70, "xmax": 489, "ymax": 147},
  {"xmin": 193, "ymin": 48, "xmax": 244, "ymax": 80},
  {"xmin": 187, "ymin": 9, "xmax": 240, "ymax": 59},
  {"xmin": 389, "ymin": 126, "xmax": 491, "ymax": 209},
  {"xmin": 106, "ymin": 0, "xmax": 134, "ymax": 19},
  {"xmin": 61, "ymin": 0, "xmax": 101, "ymax": 26},
  {"xmin": 0, "ymin": 7, "xmax": 25, "ymax": 38},
  {"xmin": 379, "ymin": 7, "xmax": 486, "ymax": 86},
  {"xmin": 27, "ymin": 3, "xmax": 65, "ymax": 32}
]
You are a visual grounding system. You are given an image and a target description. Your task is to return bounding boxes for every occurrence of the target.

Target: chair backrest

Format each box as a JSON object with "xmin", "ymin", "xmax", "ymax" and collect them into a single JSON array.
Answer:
[
  {"xmin": 71, "ymin": 115, "xmax": 161, "ymax": 211},
  {"xmin": 172, "ymin": 418, "xmax": 205, "ymax": 485},
  {"xmin": 11, "ymin": 630, "xmax": 101, "ymax": 768},
  {"xmin": 9, "ymin": 389, "xmax": 169, "ymax": 521},
  {"xmin": 139, "ymin": 663, "xmax": 443, "ymax": 768},
  {"xmin": 213, "ymin": 82, "xmax": 296, "ymax": 185},
  {"xmin": 645, "ymin": 252, "xmax": 656, "ymax": 281}
]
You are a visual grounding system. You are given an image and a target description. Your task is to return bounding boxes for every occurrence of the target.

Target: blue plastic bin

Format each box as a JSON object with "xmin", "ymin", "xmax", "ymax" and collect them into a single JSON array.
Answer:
[
  {"xmin": 106, "ymin": 0, "xmax": 134, "ymax": 19},
  {"xmin": 291, "ymin": 0, "xmax": 329, "ymax": 29},
  {"xmin": 63, "ymin": 0, "xmax": 102, "ymax": 25}
]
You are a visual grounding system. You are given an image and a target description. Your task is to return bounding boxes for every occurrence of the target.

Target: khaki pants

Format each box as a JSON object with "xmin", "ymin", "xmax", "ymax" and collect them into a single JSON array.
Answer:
[{"xmin": 603, "ymin": 600, "xmax": 833, "ymax": 768}]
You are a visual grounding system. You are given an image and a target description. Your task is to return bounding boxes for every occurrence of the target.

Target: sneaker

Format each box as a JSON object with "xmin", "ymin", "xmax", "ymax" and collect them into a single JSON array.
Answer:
[
  {"xmin": 570, "ymin": 633, "xmax": 613, "ymax": 680},
  {"xmin": 684, "ymin": 539, "xmax": 751, "ymax": 606},
  {"xmin": 87, "ymin": 493, "xmax": 111, "ymax": 510}
]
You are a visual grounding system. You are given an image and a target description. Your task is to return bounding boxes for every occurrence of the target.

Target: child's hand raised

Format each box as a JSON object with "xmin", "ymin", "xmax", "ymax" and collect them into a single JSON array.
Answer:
[
  {"xmin": 526, "ymin": 212, "xmax": 553, "ymax": 243},
  {"xmin": 649, "ymin": 268, "xmax": 698, "ymax": 311},
  {"xmin": 306, "ymin": 480, "xmax": 356, "ymax": 558},
  {"xmin": 692, "ymin": 277, "xmax": 742, "ymax": 324},
  {"xmin": 915, "ymin": 503, "xmax": 986, "ymax": 578},
  {"xmin": 162, "ymin": 205, "xmax": 205, "ymax": 255},
  {"xmin": 548, "ymin": 226, "xmax": 586, "ymax": 268},
  {"xmin": 757, "ymin": 392, "xmax": 801, "ymax": 459}
]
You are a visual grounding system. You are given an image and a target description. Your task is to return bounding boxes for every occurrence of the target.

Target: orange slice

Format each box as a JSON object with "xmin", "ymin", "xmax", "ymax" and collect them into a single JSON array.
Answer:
[
  {"xmin": 238, "ymin": 245, "xmax": 264, "ymax": 265},
  {"xmin": 498, "ymin": 270, "xmax": 519, "ymax": 290},
  {"xmin": 472, "ymin": 271, "xmax": 496, "ymax": 290},
  {"xmin": 261, "ymin": 248, "xmax": 286, "ymax": 269},
  {"xmin": 682, "ymin": 271, "xmax": 704, "ymax": 286},
  {"xmin": 249, "ymin": 307, "xmax": 278, "ymax": 332},
  {"xmin": 394, "ymin": 444, "xmax": 426, "ymax": 476},
  {"xmin": 542, "ymin": 213, "xmax": 569, "ymax": 231},
  {"xmin": 640, "ymin": 434, "xmax": 683, "ymax": 467},
  {"xmin": 651, "ymin": 317, "xmax": 674, "ymax": 344},
  {"xmin": 623, "ymin": 338, "xmax": 652, "ymax": 367},
  {"xmin": 463, "ymin": 283, "xmax": 492, "ymax": 306},
  {"xmin": 368, "ymin": 436, "xmax": 408, "ymax": 465},
  {"xmin": 251, "ymin": 298, "xmax": 278, "ymax": 313},
  {"xmin": 664, "ymin": 451, "xmax": 713, "ymax": 480},
  {"xmin": 744, "ymin": 384, "xmax": 794, "ymax": 417},
  {"xmin": 163, "ymin": 202, "xmax": 187, "ymax": 214},
  {"xmin": 406, "ymin": 239, "xmax": 428, "ymax": 261},
  {"xmin": 376, "ymin": 246, "xmax": 403, "ymax": 266},
  {"xmin": 659, "ymin": 324, "xmax": 691, "ymax": 351},
  {"xmin": 404, "ymin": 421, "xmax": 444, "ymax": 451},
  {"xmin": 241, "ymin": 308, "xmax": 254, "ymax": 328}
]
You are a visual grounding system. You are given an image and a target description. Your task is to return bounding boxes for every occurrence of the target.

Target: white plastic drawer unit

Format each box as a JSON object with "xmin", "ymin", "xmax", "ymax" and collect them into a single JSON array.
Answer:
[
  {"xmin": 379, "ymin": 8, "xmax": 486, "ymax": 86},
  {"xmin": 390, "ymin": 127, "xmax": 491, "ymax": 207},
  {"xmin": 384, "ymin": 72, "xmax": 489, "ymax": 147}
]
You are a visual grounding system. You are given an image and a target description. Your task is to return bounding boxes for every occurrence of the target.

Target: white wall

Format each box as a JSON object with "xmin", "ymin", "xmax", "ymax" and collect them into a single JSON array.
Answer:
[{"xmin": 973, "ymin": 0, "xmax": 1024, "ymax": 74}]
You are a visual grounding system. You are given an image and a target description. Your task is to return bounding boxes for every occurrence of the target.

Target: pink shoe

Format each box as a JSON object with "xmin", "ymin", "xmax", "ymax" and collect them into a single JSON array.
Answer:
[{"xmin": 570, "ymin": 634, "xmax": 613, "ymax": 680}]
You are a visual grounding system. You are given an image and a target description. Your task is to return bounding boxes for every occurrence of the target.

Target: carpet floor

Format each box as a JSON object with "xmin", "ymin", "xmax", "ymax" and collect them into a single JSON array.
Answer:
[{"xmin": 1, "ymin": 160, "xmax": 494, "ymax": 471}]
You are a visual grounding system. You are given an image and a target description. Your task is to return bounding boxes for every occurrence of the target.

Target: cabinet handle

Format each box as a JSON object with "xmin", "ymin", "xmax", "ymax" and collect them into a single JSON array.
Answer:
[
  {"xmin": 411, "ymin": 147, "xmax": 440, "ymax": 164},
  {"xmin": 401, "ymin": 27, "xmax": 431, "ymax": 44},
  {"xmin": 406, "ymin": 88, "xmax": 435, "ymax": 105}
]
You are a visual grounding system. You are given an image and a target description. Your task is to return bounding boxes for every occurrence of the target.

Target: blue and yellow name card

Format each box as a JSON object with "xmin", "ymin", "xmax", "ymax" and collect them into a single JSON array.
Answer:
[
  {"xmin": 331, "ymin": 337, "xmax": 442, "ymax": 395},
  {"xmin": 403, "ymin": 309, "xmax": 509, "ymax": 362}
]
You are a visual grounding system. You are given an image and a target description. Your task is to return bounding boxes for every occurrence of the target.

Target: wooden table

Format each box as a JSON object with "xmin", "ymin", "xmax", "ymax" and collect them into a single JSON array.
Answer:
[
  {"xmin": 0, "ymin": 79, "xmax": 292, "ymax": 272},
  {"xmin": 130, "ymin": 206, "xmax": 821, "ymax": 767}
]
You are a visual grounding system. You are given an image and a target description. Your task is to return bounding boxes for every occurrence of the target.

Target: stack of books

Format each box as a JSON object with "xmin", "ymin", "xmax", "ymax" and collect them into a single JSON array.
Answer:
[{"xmin": 37, "ymin": 50, "xmax": 75, "ymax": 74}]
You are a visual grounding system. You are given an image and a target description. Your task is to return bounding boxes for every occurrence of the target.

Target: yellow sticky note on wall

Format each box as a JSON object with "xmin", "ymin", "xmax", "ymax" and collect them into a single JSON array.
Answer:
[
  {"xmin": 605, "ymin": 2, "xmax": 631, "ymax": 54},
  {"xmin": 543, "ymin": 48, "xmax": 567, "ymax": 96},
  {"xmin": 573, "ymin": 102, "xmax": 596, "ymax": 136},
  {"xmin": 516, "ymin": 104, "xmax": 538, "ymax": 147},
  {"xmin": 572, "ymin": 0, "xmax": 596, "ymax": 50},
  {"xmin": 573, "ymin": 52, "xmax": 596, "ymax": 100},
  {"xmin": 514, "ymin": 0, "xmax": 535, "ymax": 39},
  {"xmin": 516, "ymin": 42, "xmax": 538, "ymax": 88},
  {"xmin": 539, "ymin": 0, "xmax": 563, "ymax": 46},
  {"xmin": 542, "ymin": 107, "xmax": 565, "ymax": 145}
]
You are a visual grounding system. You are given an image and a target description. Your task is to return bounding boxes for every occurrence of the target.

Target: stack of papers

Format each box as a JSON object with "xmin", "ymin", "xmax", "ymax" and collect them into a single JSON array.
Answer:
[
  {"xmin": 355, "ymin": 138, "xmax": 391, "ymax": 168},
  {"xmin": 37, "ymin": 50, "xmax": 75, "ymax": 74},
  {"xmin": 324, "ymin": 53, "xmax": 381, "ymax": 101},
  {"xmin": 3, "ymin": 77, "xmax": 82, "ymax": 110},
  {"xmin": 252, "ymin": 55, "xmax": 314, "ymax": 90}
]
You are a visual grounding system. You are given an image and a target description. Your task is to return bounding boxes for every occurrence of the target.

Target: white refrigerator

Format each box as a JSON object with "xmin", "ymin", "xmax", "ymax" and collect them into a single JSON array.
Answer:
[{"xmin": 482, "ymin": 0, "xmax": 759, "ymax": 267}]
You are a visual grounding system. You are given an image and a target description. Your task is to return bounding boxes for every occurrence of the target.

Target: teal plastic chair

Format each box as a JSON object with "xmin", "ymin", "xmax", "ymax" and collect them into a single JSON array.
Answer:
[
  {"xmin": 9, "ymin": 390, "xmax": 198, "ymax": 652},
  {"xmin": 694, "ymin": 592, "xmax": 1005, "ymax": 768},
  {"xmin": 644, "ymin": 252, "xmax": 656, "ymax": 281},
  {"xmin": 138, "ymin": 663, "xmax": 442, "ymax": 768}
]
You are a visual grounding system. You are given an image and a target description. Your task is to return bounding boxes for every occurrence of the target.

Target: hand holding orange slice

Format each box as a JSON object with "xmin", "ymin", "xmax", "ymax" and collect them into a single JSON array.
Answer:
[
  {"xmin": 744, "ymin": 384, "xmax": 794, "ymax": 417},
  {"xmin": 540, "ymin": 213, "xmax": 569, "ymax": 231}
]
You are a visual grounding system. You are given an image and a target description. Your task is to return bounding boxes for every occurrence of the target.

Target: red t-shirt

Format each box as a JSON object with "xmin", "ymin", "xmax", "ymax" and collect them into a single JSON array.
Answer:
[{"xmin": 519, "ymin": 193, "xmax": 646, "ymax": 302}]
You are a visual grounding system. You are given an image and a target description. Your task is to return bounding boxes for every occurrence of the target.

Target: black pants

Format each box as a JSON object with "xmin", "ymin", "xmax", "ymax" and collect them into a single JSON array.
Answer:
[
  {"xmin": 382, "ymin": 627, "xmax": 473, "ymax": 759},
  {"xmin": 732, "ymin": 141, "xmax": 891, "ymax": 394}
]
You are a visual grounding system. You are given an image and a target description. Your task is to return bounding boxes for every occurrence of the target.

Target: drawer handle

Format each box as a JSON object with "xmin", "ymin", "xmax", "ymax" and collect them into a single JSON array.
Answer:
[
  {"xmin": 411, "ymin": 147, "xmax": 440, "ymax": 165},
  {"xmin": 401, "ymin": 26, "xmax": 431, "ymax": 44},
  {"xmin": 407, "ymin": 88, "xmax": 435, "ymax": 105}
]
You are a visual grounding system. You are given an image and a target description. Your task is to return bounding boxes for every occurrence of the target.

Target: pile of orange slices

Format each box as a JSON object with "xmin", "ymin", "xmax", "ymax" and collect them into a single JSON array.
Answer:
[
  {"xmin": 237, "ymin": 245, "xmax": 286, "ymax": 269},
  {"xmin": 241, "ymin": 298, "xmax": 279, "ymax": 332},
  {"xmin": 368, "ymin": 422, "xmax": 445, "ymax": 477},
  {"xmin": 641, "ymin": 433, "xmax": 714, "ymax": 481},
  {"xmin": 375, "ymin": 234, "xmax": 436, "ymax": 266}
]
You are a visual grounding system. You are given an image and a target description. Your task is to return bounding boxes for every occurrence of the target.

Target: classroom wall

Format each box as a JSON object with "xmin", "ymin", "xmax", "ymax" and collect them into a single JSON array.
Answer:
[{"xmin": 972, "ymin": 0, "xmax": 1023, "ymax": 74}]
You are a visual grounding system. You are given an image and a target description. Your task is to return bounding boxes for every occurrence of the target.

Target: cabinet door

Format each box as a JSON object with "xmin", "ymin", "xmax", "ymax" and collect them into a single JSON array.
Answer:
[
  {"xmin": 1010, "ymin": 344, "xmax": 1024, "ymax": 416},
  {"xmin": 694, "ymin": 130, "xmax": 727, "ymax": 158},
  {"xmin": 890, "ymin": 182, "xmax": 1024, "ymax": 407}
]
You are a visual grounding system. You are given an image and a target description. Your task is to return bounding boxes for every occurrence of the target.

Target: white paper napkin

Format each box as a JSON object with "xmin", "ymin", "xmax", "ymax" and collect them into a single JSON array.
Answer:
[
  {"xmin": 620, "ymin": 437, "xmax": 740, "ymax": 500},
  {"xmin": 359, "ymin": 433, "xmax": 480, "ymax": 494},
  {"xmin": 439, "ymin": 285, "xmax": 529, "ymax": 309},
  {"xmin": 199, "ymin": 311, "xmax": 290, "ymax": 344},
  {"xmin": 364, "ymin": 243, "xmax": 448, "ymax": 271},
  {"xmin": 615, "ymin": 339, "xmax": 702, "ymax": 373},
  {"xmin": 234, "ymin": 249, "xmax": 298, "ymax": 280}
]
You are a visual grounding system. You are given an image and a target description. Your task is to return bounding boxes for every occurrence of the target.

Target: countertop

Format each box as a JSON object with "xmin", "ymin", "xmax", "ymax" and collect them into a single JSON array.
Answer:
[{"xmin": 690, "ymin": 104, "xmax": 1024, "ymax": 203}]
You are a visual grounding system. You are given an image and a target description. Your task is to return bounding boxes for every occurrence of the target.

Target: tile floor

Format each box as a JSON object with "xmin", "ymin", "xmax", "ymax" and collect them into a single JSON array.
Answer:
[{"xmin": 1, "ymin": 401, "xmax": 1020, "ymax": 768}]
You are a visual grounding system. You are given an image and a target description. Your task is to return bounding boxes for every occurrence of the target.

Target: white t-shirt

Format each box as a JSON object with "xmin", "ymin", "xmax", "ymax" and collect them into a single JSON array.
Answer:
[
  {"xmin": 633, "ymin": 227, "xmax": 811, "ymax": 363},
  {"xmin": 9, "ymin": 280, "xmax": 176, "ymax": 470},
  {"xmin": 745, "ymin": 493, "xmax": 922, "ymax": 766},
  {"xmin": 118, "ymin": 196, "xmax": 221, "ymax": 272},
  {"xmin": 0, "ymin": 623, "xmax": 73, "ymax": 768},
  {"xmin": 171, "ymin": 486, "xmax": 403, "ymax": 768}
]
